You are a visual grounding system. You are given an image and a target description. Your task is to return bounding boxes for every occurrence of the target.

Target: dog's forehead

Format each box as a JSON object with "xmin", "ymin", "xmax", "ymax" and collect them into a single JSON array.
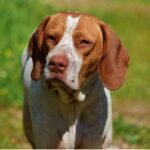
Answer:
[{"xmin": 45, "ymin": 13, "xmax": 100, "ymax": 34}]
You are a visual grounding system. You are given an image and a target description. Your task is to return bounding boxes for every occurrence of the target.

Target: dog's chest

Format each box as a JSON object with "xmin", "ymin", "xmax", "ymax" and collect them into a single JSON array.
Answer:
[
  {"xmin": 29, "ymin": 80, "xmax": 108, "ymax": 148},
  {"xmin": 29, "ymin": 86, "xmax": 80, "ymax": 148}
]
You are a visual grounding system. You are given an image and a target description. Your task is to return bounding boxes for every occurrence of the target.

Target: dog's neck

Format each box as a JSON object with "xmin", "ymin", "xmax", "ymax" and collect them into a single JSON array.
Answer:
[
  {"xmin": 41, "ymin": 72, "xmax": 103, "ymax": 103},
  {"xmin": 74, "ymin": 72, "xmax": 99, "ymax": 101}
]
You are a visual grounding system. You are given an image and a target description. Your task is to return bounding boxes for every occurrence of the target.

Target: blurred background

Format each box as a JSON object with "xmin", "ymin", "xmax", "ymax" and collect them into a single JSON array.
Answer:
[{"xmin": 0, "ymin": 0, "xmax": 150, "ymax": 148}]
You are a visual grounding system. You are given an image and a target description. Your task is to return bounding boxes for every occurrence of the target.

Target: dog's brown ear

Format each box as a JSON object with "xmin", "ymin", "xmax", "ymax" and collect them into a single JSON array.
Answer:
[
  {"xmin": 28, "ymin": 16, "xmax": 50, "ymax": 80},
  {"xmin": 98, "ymin": 22, "xmax": 129, "ymax": 90}
]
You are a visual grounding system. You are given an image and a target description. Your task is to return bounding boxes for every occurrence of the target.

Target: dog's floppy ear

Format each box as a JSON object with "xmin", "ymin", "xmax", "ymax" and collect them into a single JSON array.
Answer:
[
  {"xmin": 28, "ymin": 16, "xmax": 50, "ymax": 80},
  {"xmin": 98, "ymin": 22, "xmax": 129, "ymax": 90}
]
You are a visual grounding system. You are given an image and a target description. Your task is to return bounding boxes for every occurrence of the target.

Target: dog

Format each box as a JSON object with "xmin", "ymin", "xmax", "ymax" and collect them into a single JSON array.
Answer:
[{"xmin": 22, "ymin": 12, "xmax": 129, "ymax": 149}]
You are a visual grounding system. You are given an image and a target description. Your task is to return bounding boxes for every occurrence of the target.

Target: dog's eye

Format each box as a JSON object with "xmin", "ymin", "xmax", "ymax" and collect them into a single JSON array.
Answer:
[
  {"xmin": 80, "ymin": 40, "xmax": 91, "ymax": 45},
  {"xmin": 46, "ymin": 34, "xmax": 57, "ymax": 45},
  {"xmin": 47, "ymin": 35, "xmax": 55, "ymax": 42}
]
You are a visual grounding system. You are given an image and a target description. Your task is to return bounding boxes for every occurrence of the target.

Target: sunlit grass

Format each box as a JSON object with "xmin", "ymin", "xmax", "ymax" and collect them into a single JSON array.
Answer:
[
  {"xmin": 0, "ymin": 0, "xmax": 149, "ymax": 148},
  {"xmin": 0, "ymin": 0, "xmax": 57, "ymax": 106},
  {"xmin": 0, "ymin": 105, "xmax": 31, "ymax": 148},
  {"xmin": 114, "ymin": 116, "xmax": 150, "ymax": 148}
]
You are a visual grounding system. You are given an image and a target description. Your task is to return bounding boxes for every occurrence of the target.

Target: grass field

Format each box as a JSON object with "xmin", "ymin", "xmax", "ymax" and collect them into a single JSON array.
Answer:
[{"xmin": 0, "ymin": 0, "xmax": 150, "ymax": 148}]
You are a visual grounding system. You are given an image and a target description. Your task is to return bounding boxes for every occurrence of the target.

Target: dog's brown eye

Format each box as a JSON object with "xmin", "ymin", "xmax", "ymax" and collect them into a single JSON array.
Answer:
[
  {"xmin": 47, "ymin": 35, "xmax": 55, "ymax": 42},
  {"xmin": 80, "ymin": 40, "xmax": 91, "ymax": 45}
]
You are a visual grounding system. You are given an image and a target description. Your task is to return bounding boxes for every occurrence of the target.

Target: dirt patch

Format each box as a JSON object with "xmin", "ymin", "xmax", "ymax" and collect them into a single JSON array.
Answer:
[{"xmin": 113, "ymin": 100, "xmax": 150, "ymax": 127}]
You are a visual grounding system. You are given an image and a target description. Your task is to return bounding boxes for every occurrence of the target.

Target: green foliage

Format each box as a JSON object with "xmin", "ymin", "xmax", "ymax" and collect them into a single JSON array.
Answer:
[
  {"xmin": 0, "ymin": 105, "xmax": 30, "ymax": 148},
  {"xmin": 0, "ymin": 0, "xmax": 57, "ymax": 105},
  {"xmin": 114, "ymin": 116, "xmax": 150, "ymax": 148},
  {"xmin": 89, "ymin": 2, "xmax": 150, "ymax": 101},
  {"xmin": 0, "ymin": 0, "xmax": 149, "ymax": 148}
]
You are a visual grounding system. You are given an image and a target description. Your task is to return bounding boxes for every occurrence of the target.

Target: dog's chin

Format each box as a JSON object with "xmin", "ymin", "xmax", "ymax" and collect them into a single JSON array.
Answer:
[
  {"xmin": 46, "ymin": 78, "xmax": 75, "ymax": 93},
  {"xmin": 45, "ymin": 78, "xmax": 86, "ymax": 103},
  {"xmin": 45, "ymin": 78, "xmax": 75, "ymax": 103}
]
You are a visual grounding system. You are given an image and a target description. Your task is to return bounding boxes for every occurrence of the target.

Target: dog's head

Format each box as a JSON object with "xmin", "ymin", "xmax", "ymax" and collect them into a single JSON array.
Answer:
[{"xmin": 28, "ymin": 12, "xmax": 129, "ymax": 93}]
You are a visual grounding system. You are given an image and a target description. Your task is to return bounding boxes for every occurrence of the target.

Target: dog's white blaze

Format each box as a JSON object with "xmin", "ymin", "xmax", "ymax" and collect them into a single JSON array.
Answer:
[{"xmin": 45, "ymin": 15, "xmax": 82, "ymax": 90}]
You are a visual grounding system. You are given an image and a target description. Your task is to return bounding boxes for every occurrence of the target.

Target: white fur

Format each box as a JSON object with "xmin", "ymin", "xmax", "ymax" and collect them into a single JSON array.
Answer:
[
  {"xmin": 102, "ymin": 88, "xmax": 113, "ymax": 147},
  {"xmin": 45, "ymin": 16, "xmax": 82, "ymax": 90},
  {"xmin": 74, "ymin": 91, "xmax": 86, "ymax": 102},
  {"xmin": 62, "ymin": 118, "xmax": 77, "ymax": 148}
]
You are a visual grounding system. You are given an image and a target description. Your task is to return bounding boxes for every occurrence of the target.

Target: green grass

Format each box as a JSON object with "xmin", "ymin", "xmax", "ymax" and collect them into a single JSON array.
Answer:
[
  {"xmin": 0, "ymin": 0, "xmax": 57, "ymax": 106},
  {"xmin": 114, "ymin": 116, "xmax": 150, "ymax": 148},
  {"xmin": 0, "ymin": 105, "xmax": 31, "ymax": 148},
  {"xmin": 0, "ymin": 0, "xmax": 149, "ymax": 148}
]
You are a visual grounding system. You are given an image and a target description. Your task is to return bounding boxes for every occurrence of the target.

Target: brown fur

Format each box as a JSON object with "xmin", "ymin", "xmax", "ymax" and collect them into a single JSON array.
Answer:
[
  {"xmin": 28, "ymin": 12, "xmax": 129, "ymax": 89},
  {"xmin": 98, "ymin": 22, "xmax": 129, "ymax": 90},
  {"xmin": 28, "ymin": 16, "xmax": 50, "ymax": 80}
]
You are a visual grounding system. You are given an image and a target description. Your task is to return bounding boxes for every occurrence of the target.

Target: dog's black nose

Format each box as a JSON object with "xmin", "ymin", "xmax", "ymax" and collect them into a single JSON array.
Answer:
[{"xmin": 49, "ymin": 55, "xmax": 68, "ymax": 73}]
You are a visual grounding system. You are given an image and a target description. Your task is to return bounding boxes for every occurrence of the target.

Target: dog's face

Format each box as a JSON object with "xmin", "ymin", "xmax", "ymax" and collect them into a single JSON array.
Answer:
[{"xmin": 28, "ymin": 12, "xmax": 129, "ymax": 91}]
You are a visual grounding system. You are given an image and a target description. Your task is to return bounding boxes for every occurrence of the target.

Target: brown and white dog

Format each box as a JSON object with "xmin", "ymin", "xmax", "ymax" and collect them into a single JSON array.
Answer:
[{"xmin": 22, "ymin": 12, "xmax": 129, "ymax": 149}]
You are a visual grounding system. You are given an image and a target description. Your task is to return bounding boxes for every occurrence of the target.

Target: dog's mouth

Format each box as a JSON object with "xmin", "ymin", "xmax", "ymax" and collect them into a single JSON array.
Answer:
[
  {"xmin": 46, "ymin": 78, "xmax": 75, "ymax": 93},
  {"xmin": 46, "ymin": 77, "xmax": 74, "ymax": 92},
  {"xmin": 45, "ymin": 78, "xmax": 86, "ymax": 103},
  {"xmin": 46, "ymin": 78, "xmax": 77, "ymax": 103}
]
